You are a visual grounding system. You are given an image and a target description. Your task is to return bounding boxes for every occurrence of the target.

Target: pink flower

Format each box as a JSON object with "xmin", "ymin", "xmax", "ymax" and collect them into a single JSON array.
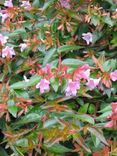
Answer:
[
  {"xmin": 2, "ymin": 46, "xmax": 15, "ymax": 58},
  {"xmin": 21, "ymin": 1, "xmax": 31, "ymax": 10},
  {"xmin": 65, "ymin": 79, "xmax": 80, "ymax": 96},
  {"xmin": 86, "ymin": 78, "xmax": 100, "ymax": 90},
  {"xmin": 0, "ymin": 10, "xmax": 9, "ymax": 23},
  {"xmin": 73, "ymin": 64, "xmax": 90, "ymax": 81},
  {"xmin": 59, "ymin": 0, "xmax": 70, "ymax": 9},
  {"xmin": 105, "ymin": 102, "xmax": 117, "ymax": 128},
  {"xmin": 110, "ymin": 70, "xmax": 117, "ymax": 81},
  {"xmin": 82, "ymin": 32, "xmax": 93, "ymax": 45},
  {"xmin": 112, "ymin": 102, "xmax": 117, "ymax": 113},
  {"xmin": 4, "ymin": 0, "xmax": 13, "ymax": 7},
  {"xmin": 0, "ymin": 34, "xmax": 8, "ymax": 46},
  {"xmin": 36, "ymin": 79, "xmax": 50, "ymax": 94},
  {"xmin": 19, "ymin": 43, "xmax": 28, "ymax": 52}
]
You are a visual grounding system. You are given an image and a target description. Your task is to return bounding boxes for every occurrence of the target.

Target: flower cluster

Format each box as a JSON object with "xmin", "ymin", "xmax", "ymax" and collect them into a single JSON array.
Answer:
[{"xmin": 35, "ymin": 63, "xmax": 101, "ymax": 96}]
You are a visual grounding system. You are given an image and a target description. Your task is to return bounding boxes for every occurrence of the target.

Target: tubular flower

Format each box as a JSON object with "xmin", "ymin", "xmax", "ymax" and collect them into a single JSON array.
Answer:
[
  {"xmin": 4, "ymin": 0, "xmax": 13, "ymax": 8},
  {"xmin": 36, "ymin": 79, "xmax": 50, "ymax": 94},
  {"xmin": 2, "ymin": 46, "xmax": 15, "ymax": 58},
  {"xmin": 105, "ymin": 102, "xmax": 117, "ymax": 128},
  {"xmin": 86, "ymin": 78, "xmax": 100, "ymax": 90},
  {"xmin": 110, "ymin": 70, "xmax": 117, "ymax": 81},
  {"xmin": 82, "ymin": 32, "xmax": 93, "ymax": 45},
  {"xmin": 0, "ymin": 34, "xmax": 8, "ymax": 46},
  {"xmin": 59, "ymin": 0, "xmax": 70, "ymax": 9},
  {"xmin": 21, "ymin": 1, "xmax": 31, "ymax": 10},
  {"xmin": 0, "ymin": 10, "xmax": 9, "ymax": 23},
  {"xmin": 65, "ymin": 79, "xmax": 80, "ymax": 96}
]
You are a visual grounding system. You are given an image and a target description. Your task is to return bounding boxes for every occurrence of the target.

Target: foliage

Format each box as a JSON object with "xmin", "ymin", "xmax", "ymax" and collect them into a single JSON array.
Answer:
[{"xmin": 0, "ymin": 0, "xmax": 117, "ymax": 155}]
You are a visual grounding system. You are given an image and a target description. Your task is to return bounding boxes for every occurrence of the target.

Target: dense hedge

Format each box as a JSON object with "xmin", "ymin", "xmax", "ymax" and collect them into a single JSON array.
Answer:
[{"xmin": 0, "ymin": 0, "xmax": 117, "ymax": 155}]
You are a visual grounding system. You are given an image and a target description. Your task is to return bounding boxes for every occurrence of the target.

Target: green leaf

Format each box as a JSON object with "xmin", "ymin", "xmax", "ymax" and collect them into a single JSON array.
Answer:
[
  {"xmin": 97, "ymin": 111, "xmax": 112, "ymax": 120},
  {"xmin": 50, "ymin": 77, "xmax": 59, "ymax": 92},
  {"xmin": 15, "ymin": 113, "xmax": 41, "ymax": 125},
  {"xmin": 99, "ymin": 105, "xmax": 112, "ymax": 113},
  {"xmin": 62, "ymin": 58, "xmax": 88, "ymax": 68},
  {"xmin": 102, "ymin": 16, "xmax": 115, "ymax": 26},
  {"xmin": 75, "ymin": 114, "xmax": 95, "ymax": 124},
  {"xmin": 15, "ymin": 90, "xmax": 29, "ymax": 99},
  {"xmin": 32, "ymin": 0, "xmax": 40, "ymax": 8},
  {"xmin": 15, "ymin": 138, "xmax": 28, "ymax": 148},
  {"xmin": 43, "ymin": 118, "xmax": 58, "ymax": 128},
  {"xmin": 7, "ymin": 100, "xmax": 18, "ymax": 118},
  {"xmin": 88, "ymin": 127, "xmax": 109, "ymax": 146},
  {"xmin": 45, "ymin": 144, "xmax": 71, "ymax": 154},
  {"xmin": 88, "ymin": 104, "xmax": 95, "ymax": 114},
  {"xmin": 78, "ymin": 103, "xmax": 89, "ymax": 113},
  {"xmin": 92, "ymin": 31, "xmax": 103, "ymax": 44},
  {"xmin": 43, "ymin": 48, "xmax": 56, "ymax": 66},
  {"xmin": 57, "ymin": 45, "xmax": 82, "ymax": 54},
  {"xmin": 10, "ymin": 75, "xmax": 41, "ymax": 89},
  {"xmin": 0, "ymin": 147, "xmax": 8, "ymax": 156},
  {"xmin": 42, "ymin": 0, "xmax": 55, "ymax": 10},
  {"xmin": 7, "ymin": 29, "xmax": 26, "ymax": 37}
]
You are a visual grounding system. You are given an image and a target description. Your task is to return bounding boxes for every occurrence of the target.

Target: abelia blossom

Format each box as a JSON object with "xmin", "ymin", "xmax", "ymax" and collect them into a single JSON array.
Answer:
[
  {"xmin": 36, "ymin": 79, "xmax": 50, "ymax": 94},
  {"xmin": 4, "ymin": 0, "xmax": 13, "ymax": 8},
  {"xmin": 21, "ymin": 1, "xmax": 31, "ymax": 10},
  {"xmin": 0, "ymin": 10, "xmax": 9, "ymax": 23},
  {"xmin": 73, "ymin": 64, "xmax": 90, "ymax": 81},
  {"xmin": 65, "ymin": 79, "xmax": 80, "ymax": 96},
  {"xmin": 105, "ymin": 102, "xmax": 117, "ymax": 128},
  {"xmin": 86, "ymin": 78, "xmax": 100, "ymax": 90},
  {"xmin": 2, "ymin": 46, "xmax": 15, "ymax": 58},
  {"xmin": 110, "ymin": 70, "xmax": 117, "ymax": 81},
  {"xmin": 19, "ymin": 43, "xmax": 28, "ymax": 52},
  {"xmin": 82, "ymin": 32, "xmax": 93, "ymax": 45},
  {"xmin": 0, "ymin": 34, "xmax": 8, "ymax": 46},
  {"xmin": 59, "ymin": 0, "xmax": 70, "ymax": 9},
  {"xmin": 112, "ymin": 102, "xmax": 117, "ymax": 114}
]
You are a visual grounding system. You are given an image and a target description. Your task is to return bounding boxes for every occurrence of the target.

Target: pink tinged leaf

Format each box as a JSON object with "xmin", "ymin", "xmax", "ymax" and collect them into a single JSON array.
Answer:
[
  {"xmin": 74, "ymin": 64, "xmax": 90, "ymax": 81},
  {"xmin": 4, "ymin": 0, "xmax": 13, "ymax": 7},
  {"xmin": 65, "ymin": 79, "xmax": 80, "ymax": 96},
  {"xmin": 82, "ymin": 32, "xmax": 93, "ymax": 45},
  {"xmin": 105, "ymin": 120, "xmax": 113, "ymax": 128},
  {"xmin": 36, "ymin": 79, "xmax": 50, "ymax": 94},
  {"xmin": 110, "ymin": 70, "xmax": 117, "ymax": 81},
  {"xmin": 86, "ymin": 78, "xmax": 100, "ymax": 90},
  {"xmin": 2, "ymin": 46, "xmax": 15, "ymax": 58},
  {"xmin": 0, "ymin": 34, "xmax": 8, "ymax": 46}
]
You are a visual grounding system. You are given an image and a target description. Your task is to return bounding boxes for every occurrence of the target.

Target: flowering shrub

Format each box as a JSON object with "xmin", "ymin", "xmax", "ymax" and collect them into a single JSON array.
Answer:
[{"xmin": 0, "ymin": 0, "xmax": 117, "ymax": 155}]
